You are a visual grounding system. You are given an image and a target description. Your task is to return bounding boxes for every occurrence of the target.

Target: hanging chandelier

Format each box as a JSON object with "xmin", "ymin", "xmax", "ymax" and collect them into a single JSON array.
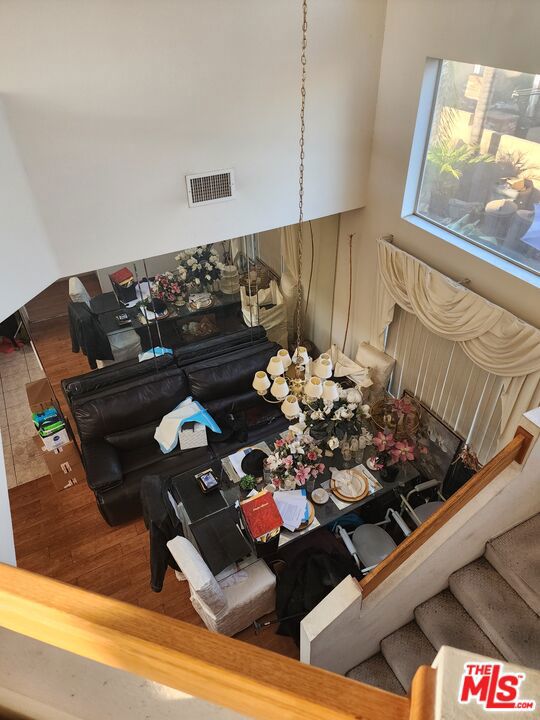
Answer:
[{"xmin": 252, "ymin": 0, "xmax": 339, "ymax": 421}]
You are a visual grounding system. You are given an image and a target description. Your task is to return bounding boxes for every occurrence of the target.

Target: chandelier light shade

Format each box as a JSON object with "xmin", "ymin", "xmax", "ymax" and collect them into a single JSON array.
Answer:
[
  {"xmin": 281, "ymin": 394, "xmax": 301, "ymax": 419},
  {"xmin": 270, "ymin": 376, "xmax": 289, "ymax": 399},
  {"xmin": 277, "ymin": 348, "xmax": 292, "ymax": 369},
  {"xmin": 252, "ymin": 370, "xmax": 271, "ymax": 394},
  {"xmin": 318, "ymin": 353, "xmax": 333, "ymax": 370},
  {"xmin": 322, "ymin": 379, "xmax": 339, "ymax": 402},
  {"xmin": 292, "ymin": 346, "xmax": 309, "ymax": 366},
  {"xmin": 267, "ymin": 356, "xmax": 285, "ymax": 377},
  {"xmin": 314, "ymin": 358, "xmax": 332, "ymax": 379},
  {"xmin": 305, "ymin": 376, "xmax": 323, "ymax": 399},
  {"xmin": 253, "ymin": 344, "xmax": 345, "ymax": 415}
]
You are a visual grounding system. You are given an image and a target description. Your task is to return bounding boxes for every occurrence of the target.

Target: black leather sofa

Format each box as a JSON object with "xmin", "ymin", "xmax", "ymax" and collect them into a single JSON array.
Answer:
[{"xmin": 62, "ymin": 328, "xmax": 288, "ymax": 526}]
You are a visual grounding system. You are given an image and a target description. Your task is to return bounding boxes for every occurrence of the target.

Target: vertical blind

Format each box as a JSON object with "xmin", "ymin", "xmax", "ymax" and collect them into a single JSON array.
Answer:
[{"xmin": 385, "ymin": 307, "xmax": 503, "ymax": 465}]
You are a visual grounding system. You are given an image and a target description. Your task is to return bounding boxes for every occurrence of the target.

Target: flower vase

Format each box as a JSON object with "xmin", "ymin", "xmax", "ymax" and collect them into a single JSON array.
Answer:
[
  {"xmin": 354, "ymin": 446, "xmax": 365, "ymax": 465},
  {"xmin": 379, "ymin": 463, "xmax": 399, "ymax": 483}
]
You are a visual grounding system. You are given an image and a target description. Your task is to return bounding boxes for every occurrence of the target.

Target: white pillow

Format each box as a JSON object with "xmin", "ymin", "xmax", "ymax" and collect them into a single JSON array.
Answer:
[
  {"xmin": 355, "ymin": 342, "xmax": 395, "ymax": 389},
  {"xmin": 324, "ymin": 344, "xmax": 372, "ymax": 388},
  {"xmin": 167, "ymin": 536, "xmax": 227, "ymax": 613}
]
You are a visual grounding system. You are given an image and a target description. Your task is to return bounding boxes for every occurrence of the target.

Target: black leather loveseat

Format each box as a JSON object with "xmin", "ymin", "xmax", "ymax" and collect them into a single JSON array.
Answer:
[{"xmin": 62, "ymin": 328, "xmax": 288, "ymax": 525}]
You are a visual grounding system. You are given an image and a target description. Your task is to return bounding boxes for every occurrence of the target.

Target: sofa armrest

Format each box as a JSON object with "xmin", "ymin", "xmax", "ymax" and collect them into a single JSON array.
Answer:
[{"xmin": 82, "ymin": 439, "xmax": 123, "ymax": 493}]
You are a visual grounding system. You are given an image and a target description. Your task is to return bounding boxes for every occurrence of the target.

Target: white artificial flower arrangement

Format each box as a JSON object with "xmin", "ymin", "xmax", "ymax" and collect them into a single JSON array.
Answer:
[
  {"xmin": 175, "ymin": 244, "xmax": 224, "ymax": 286},
  {"xmin": 302, "ymin": 382, "xmax": 373, "ymax": 451}
]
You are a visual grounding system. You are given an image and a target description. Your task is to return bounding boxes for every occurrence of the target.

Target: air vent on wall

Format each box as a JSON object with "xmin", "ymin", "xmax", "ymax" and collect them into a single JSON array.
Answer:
[{"xmin": 185, "ymin": 169, "xmax": 235, "ymax": 207}]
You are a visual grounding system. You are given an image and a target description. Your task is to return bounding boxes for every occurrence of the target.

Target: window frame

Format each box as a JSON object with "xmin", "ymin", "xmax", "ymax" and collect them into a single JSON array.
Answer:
[{"xmin": 402, "ymin": 57, "xmax": 540, "ymax": 289}]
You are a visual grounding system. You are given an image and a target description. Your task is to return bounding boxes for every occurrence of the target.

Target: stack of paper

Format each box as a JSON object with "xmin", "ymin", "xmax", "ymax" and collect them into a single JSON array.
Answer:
[
  {"xmin": 273, "ymin": 490, "xmax": 309, "ymax": 532},
  {"xmin": 229, "ymin": 447, "xmax": 251, "ymax": 479}
]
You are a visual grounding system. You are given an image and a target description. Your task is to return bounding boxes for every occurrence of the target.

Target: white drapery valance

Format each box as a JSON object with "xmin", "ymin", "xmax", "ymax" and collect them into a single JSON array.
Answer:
[{"xmin": 371, "ymin": 239, "xmax": 540, "ymax": 449}]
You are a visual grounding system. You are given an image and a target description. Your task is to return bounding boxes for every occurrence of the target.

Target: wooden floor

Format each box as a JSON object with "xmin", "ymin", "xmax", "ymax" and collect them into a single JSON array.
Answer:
[
  {"xmin": 29, "ymin": 315, "xmax": 90, "ymax": 440},
  {"xmin": 9, "ymin": 476, "xmax": 297, "ymax": 657},
  {"xmin": 11, "ymin": 277, "xmax": 299, "ymax": 660},
  {"xmin": 26, "ymin": 274, "xmax": 102, "ymax": 434},
  {"xmin": 25, "ymin": 272, "xmax": 102, "ymax": 324}
]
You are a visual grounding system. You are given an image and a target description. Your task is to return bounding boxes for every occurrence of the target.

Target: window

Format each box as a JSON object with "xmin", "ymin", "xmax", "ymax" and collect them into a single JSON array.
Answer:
[{"xmin": 414, "ymin": 59, "xmax": 540, "ymax": 276}]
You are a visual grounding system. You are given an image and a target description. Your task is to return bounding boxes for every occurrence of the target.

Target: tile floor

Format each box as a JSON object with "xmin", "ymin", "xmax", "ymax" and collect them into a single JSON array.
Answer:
[{"xmin": 0, "ymin": 344, "xmax": 48, "ymax": 488}]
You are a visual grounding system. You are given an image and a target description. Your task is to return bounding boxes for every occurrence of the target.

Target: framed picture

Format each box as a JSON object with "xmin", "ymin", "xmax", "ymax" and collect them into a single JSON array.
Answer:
[{"xmin": 403, "ymin": 390, "xmax": 464, "ymax": 482}]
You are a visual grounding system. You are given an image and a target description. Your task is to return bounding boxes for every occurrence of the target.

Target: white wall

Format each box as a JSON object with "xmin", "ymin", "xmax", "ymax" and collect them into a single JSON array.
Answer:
[
  {"xmin": 0, "ymin": 628, "xmax": 247, "ymax": 720},
  {"xmin": 0, "ymin": 100, "xmax": 55, "ymax": 566},
  {"xmin": 0, "ymin": 101, "xmax": 58, "ymax": 322},
  {"xmin": 0, "ymin": 0, "xmax": 386, "ymax": 279},
  {"xmin": 335, "ymin": 0, "xmax": 540, "ymax": 356},
  {"xmin": 0, "ymin": 432, "xmax": 16, "ymax": 566}
]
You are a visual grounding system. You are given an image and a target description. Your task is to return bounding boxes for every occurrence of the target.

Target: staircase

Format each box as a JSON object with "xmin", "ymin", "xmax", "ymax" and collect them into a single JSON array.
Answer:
[{"xmin": 346, "ymin": 513, "xmax": 540, "ymax": 694}]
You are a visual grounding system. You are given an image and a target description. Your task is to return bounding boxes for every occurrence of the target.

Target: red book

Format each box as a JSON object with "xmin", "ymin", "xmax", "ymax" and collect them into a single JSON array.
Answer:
[
  {"xmin": 241, "ymin": 491, "xmax": 283, "ymax": 539},
  {"xmin": 110, "ymin": 267, "xmax": 134, "ymax": 285}
]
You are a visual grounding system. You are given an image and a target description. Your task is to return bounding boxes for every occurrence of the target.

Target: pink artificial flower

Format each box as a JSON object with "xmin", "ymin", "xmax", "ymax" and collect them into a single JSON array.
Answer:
[
  {"xmin": 373, "ymin": 432, "xmax": 395, "ymax": 452},
  {"xmin": 274, "ymin": 438, "xmax": 285, "ymax": 448},
  {"xmin": 283, "ymin": 455, "xmax": 294, "ymax": 469},
  {"xmin": 390, "ymin": 440, "xmax": 416, "ymax": 463},
  {"xmin": 307, "ymin": 450, "xmax": 318, "ymax": 461},
  {"xmin": 393, "ymin": 398, "xmax": 413, "ymax": 415},
  {"xmin": 295, "ymin": 465, "xmax": 310, "ymax": 485}
]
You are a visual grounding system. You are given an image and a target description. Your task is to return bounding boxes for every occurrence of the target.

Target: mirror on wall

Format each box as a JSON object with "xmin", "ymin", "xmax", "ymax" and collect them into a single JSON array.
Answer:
[
  {"xmin": 19, "ymin": 215, "xmax": 340, "ymax": 384},
  {"xmin": 90, "ymin": 234, "xmax": 282, "ymax": 361}
]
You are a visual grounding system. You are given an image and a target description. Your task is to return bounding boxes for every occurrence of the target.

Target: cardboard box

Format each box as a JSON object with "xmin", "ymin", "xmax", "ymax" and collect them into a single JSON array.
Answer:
[
  {"xmin": 33, "ymin": 437, "xmax": 85, "ymax": 491},
  {"xmin": 50, "ymin": 460, "xmax": 85, "ymax": 492},
  {"xmin": 41, "ymin": 427, "xmax": 70, "ymax": 451},
  {"xmin": 27, "ymin": 379, "xmax": 71, "ymax": 449},
  {"xmin": 26, "ymin": 378, "xmax": 56, "ymax": 415}
]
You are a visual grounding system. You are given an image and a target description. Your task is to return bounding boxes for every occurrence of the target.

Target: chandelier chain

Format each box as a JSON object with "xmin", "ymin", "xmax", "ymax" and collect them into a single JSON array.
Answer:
[{"xmin": 296, "ymin": 0, "xmax": 307, "ymax": 352}]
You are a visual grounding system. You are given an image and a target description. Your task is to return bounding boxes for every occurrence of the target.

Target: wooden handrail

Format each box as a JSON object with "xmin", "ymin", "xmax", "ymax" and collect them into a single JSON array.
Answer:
[
  {"xmin": 408, "ymin": 667, "xmax": 436, "ymax": 720},
  {"xmin": 361, "ymin": 429, "xmax": 530, "ymax": 598},
  {"xmin": 0, "ymin": 564, "xmax": 410, "ymax": 720}
]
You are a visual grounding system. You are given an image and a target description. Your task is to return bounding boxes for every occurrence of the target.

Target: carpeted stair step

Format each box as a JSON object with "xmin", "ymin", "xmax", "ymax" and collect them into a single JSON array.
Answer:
[
  {"xmin": 381, "ymin": 621, "xmax": 436, "ymax": 692},
  {"xmin": 449, "ymin": 557, "xmax": 540, "ymax": 669},
  {"xmin": 415, "ymin": 589, "xmax": 504, "ymax": 659},
  {"xmin": 485, "ymin": 513, "xmax": 540, "ymax": 615},
  {"xmin": 346, "ymin": 653, "xmax": 406, "ymax": 695}
]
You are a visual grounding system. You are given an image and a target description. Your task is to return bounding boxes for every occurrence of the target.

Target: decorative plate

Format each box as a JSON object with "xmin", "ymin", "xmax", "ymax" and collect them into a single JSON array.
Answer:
[
  {"xmin": 330, "ymin": 469, "xmax": 369, "ymax": 502},
  {"xmin": 295, "ymin": 500, "xmax": 315, "ymax": 531},
  {"xmin": 188, "ymin": 297, "xmax": 213, "ymax": 311}
]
